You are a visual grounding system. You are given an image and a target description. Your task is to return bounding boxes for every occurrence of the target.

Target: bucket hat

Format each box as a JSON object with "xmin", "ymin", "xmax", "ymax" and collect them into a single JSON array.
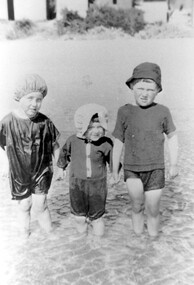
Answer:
[{"xmin": 126, "ymin": 62, "xmax": 162, "ymax": 92}]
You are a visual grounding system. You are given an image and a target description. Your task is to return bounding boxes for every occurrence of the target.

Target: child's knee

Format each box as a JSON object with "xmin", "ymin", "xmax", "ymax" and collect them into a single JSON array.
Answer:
[
  {"xmin": 132, "ymin": 202, "xmax": 144, "ymax": 214},
  {"xmin": 146, "ymin": 205, "xmax": 160, "ymax": 217},
  {"xmin": 34, "ymin": 203, "xmax": 47, "ymax": 214},
  {"xmin": 32, "ymin": 195, "xmax": 48, "ymax": 214},
  {"xmin": 18, "ymin": 196, "xmax": 32, "ymax": 212},
  {"xmin": 91, "ymin": 217, "xmax": 104, "ymax": 236},
  {"xmin": 74, "ymin": 215, "xmax": 86, "ymax": 224}
]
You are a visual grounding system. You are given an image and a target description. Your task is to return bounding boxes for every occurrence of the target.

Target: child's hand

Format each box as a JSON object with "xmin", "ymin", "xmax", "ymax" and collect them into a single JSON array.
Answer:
[
  {"xmin": 110, "ymin": 172, "xmax": 120, "ymax": 186},
  {"xmin": 0, "ymin": 152, "xmax": 9, "ymax": 178},
  {"xmin": 55, "ymin": 168, "xmax": 66, "ymax": 181},
  {"xmin": 0, "ymin": 168, "xmax": 8, "ymax": 178},
  {"xmin": 169, "ymin": 165, "xmax": 178, "ymax": 179}
]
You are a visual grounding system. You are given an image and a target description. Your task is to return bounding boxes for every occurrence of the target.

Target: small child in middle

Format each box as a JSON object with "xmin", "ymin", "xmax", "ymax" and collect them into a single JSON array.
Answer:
[{"xmin": 57, "ymin": 103, "xmax": 113, "ymax": 236}]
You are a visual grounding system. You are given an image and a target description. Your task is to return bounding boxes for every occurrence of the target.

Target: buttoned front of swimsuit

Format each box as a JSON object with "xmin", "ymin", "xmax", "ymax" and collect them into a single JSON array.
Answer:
[{"xmin": 57, "ymin": 135, "xmax": 113, "ymax": 219}]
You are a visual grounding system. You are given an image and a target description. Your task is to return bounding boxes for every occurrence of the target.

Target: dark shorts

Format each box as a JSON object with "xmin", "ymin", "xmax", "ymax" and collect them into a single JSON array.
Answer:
[
  {"xmin": 11, "ymin": 171, "xmax": 53, "ymax": 200},
  {"xmin": 69, "ymin": 177, "xmax": 107, "ymax": 220},
  {"xmin": 124, "ymin": 169, "xmax": 165, "ymax": 191}
]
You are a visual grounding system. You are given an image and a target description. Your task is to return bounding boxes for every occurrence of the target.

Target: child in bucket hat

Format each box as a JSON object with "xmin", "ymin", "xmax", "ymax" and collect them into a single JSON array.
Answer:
[
  {"xmin": 125, "ymin": 62, "xmax": 162, "ymax": 92},
  {"xmin": 112, "ymin": 62, "xmax": 178, "ymax": 237},
  {"xmin": 57, "ymin": 103, "xmax": 113, "ymax": 237},
  {"xmin": 0, "ymin": 74, "xmax": 60, "ymax": 239}
]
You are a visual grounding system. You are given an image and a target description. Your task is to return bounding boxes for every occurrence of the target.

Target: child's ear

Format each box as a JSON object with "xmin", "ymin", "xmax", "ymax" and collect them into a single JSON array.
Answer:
[
  {"xmin": 130, "ymin": 83, "xmax": 134, "ymax": 90},
  {"xmin": 155, "ymin": 83, "xmax": 160, "ymax": 93},
  {"xmin": 130, "ymin": 80, "xmax": 137, "ymax": 90},
  {"xmin": 156, "ymin": 86, "xmax": 160, "ymax": 94}
]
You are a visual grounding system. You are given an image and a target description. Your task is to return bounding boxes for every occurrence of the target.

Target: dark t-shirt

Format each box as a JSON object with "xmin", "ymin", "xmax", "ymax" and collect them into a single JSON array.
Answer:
[
  {"xmin": 112, "ymin": 103, "xmax": 176, "ymax": 171},
  {"xmin": 0, "ymin": 112, "xmax": 59, "ymax": 199}
]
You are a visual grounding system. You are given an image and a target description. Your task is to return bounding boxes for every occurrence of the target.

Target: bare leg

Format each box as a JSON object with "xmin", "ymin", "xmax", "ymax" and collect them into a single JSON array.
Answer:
[
  {"xmin": 18, "ymin": 196, "xmax": 32, "ymax": 237},
  {"xmin": 126, "ymin": 178, "xmax": 145, "ymax": 235},
  {"xmin": 73, "ymin": 215, "xmax": 88, "ymax": 234},
  {"xmin": 91, "ymin": 217, "xmax": 104, "ymax": 236},
  {"xmin": 32, "ymin": 194, "xmax": 52, "ymax": 233},
  {"xmin": 145, "ymin": 189, "xmax": 163, "ymax": 237}
]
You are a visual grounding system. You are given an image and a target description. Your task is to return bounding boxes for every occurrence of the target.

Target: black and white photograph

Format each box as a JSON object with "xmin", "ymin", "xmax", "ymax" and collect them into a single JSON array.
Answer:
[{"xmin": 0, "ymin": 1, "xmax": 194, "ymax": 284}]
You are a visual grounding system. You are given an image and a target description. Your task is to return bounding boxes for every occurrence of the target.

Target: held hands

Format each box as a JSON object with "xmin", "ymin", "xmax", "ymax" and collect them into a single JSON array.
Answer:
[
  {"xmin": 169, "ymin": 165, "xmax": 178, "ymax": 179},
  {"xmin": 109, "ymin": 172, "xmax": 121, "ymax": 186},
  {"xmin": 55, "ymin": 168, "xmax": 66, "ymax": 181}
]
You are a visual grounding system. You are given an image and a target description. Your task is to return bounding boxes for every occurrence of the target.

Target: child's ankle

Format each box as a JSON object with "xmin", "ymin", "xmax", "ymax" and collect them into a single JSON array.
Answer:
[
  {"xmin": 73, "ymin": 215, "xmax": 88, "ymax": 234},
  {"xmin": 20, "ymin": 228, "xmax": 31, "ymax": 239},
  {"xmin": 91, "ymin": 218, "xmax": 104, "ymax": 236}
]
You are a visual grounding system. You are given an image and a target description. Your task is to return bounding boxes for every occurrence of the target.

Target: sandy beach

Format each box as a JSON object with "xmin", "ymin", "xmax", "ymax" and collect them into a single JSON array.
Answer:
[{"xmin": 0, "ymin": 38, "xmax": 194, "ymax": 284}]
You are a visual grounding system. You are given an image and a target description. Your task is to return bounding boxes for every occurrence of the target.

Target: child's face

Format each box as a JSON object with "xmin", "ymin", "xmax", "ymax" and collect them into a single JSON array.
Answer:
[
  {"xmin": 85, "ymin": 122, "xmax": 104, "ymax": 141},
  {"xmin": 132, "ymin": 80, "xmax": 158, "ymax": 107},
  {"xmin": 19, "ymin": 92, "xmax": 43, "ymax": 118}
]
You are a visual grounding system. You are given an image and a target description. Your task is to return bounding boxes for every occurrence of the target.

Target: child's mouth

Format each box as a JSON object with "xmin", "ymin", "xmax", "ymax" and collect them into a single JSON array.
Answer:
[{"xmin": 141, "ymin": 99, "xmax": 148, "ymax": 103}]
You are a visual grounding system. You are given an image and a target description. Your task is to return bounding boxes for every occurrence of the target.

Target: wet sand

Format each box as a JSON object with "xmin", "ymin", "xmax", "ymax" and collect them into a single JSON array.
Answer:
[{"xmin": 0, "ymin": 39, "xmax": 194, "ymax": 284}]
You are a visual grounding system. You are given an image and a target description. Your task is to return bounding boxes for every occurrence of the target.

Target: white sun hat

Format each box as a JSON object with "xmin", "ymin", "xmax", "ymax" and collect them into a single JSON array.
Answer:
[{"xmin": 74, "ymin": 103, "xmax": 108, "ymax": 138}]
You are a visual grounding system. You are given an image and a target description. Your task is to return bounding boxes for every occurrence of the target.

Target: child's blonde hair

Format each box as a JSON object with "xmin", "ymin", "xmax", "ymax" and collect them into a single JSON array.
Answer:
[{"xmin": 131, "ymin": 78, "xmax": 160, "ymax": 91}]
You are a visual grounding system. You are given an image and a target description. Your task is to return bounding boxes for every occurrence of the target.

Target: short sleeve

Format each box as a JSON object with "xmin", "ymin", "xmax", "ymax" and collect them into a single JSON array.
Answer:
[
  {"xmin": 112, "ymin": 107, "xmax": 126, "ymax": 143},
  {"xmin": 48, "ymin": 120, "xmax": 60, "ymax": 146},
  {"xmin": 57, "ymin": 136, "xmax": 72, "ymax": 170},
  {"xmin": 163, "ymin": 108, "xmax": 176, "ymax": 135}
]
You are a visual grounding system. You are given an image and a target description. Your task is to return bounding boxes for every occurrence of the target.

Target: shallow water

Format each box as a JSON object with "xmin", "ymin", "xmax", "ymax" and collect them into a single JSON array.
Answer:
[
  {"xmin": 0, "ymin": 39, "xmax": 194, "ymax": 284},
  {"xmin": 0, "ymin": 126, "xmax": 194, "ymax": 285}
]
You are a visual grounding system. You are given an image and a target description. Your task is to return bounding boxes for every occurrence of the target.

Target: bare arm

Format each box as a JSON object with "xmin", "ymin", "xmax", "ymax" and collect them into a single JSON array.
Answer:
[
  {"xmin": 112, "ymin": 138, "xmax": 123, "ymax": 183},
  {"xmin": 53, "ymin": 142, "xmax": 67, "ymax": 180},
  {"xmin": 53, "ymin": 141, "xmax": 60, "ymax": 162},
  {"xmin": 167, "ymin": 132, "xmax": 178, "ymax": 178},
  {"xmin": 0, "ymin": 147, "xmax": 9, "ymax": 177}
]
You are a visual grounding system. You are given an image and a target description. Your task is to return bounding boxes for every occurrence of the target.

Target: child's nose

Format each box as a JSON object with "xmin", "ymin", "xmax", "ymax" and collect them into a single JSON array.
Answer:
[
  {"xmin": 94, "ymin": 127, "xmax": 100, "ymax": 134},
  {"xmin": 31, "ymin": 99, "xmax": 37, "ymax": 106},
  {"xmin": 93, "ymin": 128, "xmax": 98, "ymax": 133},
  {"xmin": 141, "ymin": 89, "xmax": 149, "ymax": 96}
]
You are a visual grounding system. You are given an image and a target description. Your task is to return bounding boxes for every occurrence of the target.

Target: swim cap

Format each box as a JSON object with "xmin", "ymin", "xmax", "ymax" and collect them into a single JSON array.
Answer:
[{"xmin": 14, "ymin": 74, "xmax": 48, "ymax": 101}]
